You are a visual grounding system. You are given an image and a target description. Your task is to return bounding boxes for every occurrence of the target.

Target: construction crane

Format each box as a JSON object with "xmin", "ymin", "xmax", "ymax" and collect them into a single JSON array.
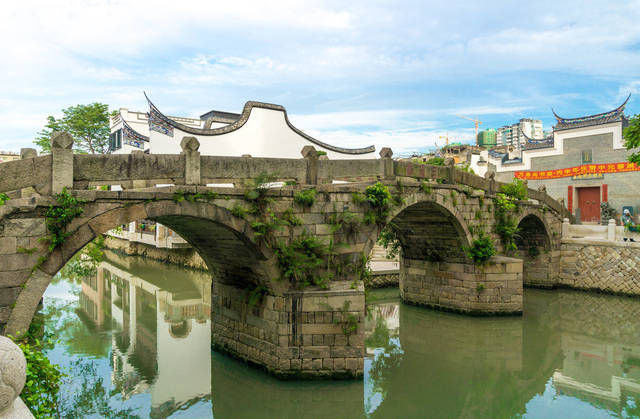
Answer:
[{"xmin": 456, "ymin": 115, "xmax": 482, "ymax": 145}]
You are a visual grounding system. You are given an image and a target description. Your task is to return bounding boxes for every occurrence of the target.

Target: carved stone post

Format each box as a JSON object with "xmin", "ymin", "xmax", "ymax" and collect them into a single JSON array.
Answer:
[
  {"xmin": 181, "ymin": 136, "xmax": 201, "ymax": 185},
  {"xmin": 379, "ymin": 147, "xmax": 394, "ymax": 180},
  {"xmin": 301, "ymin": 145, "xmax": 318, "ymax": 185},
  {"xmin": 51, "ymin": 132, "xmax": 74, "ymax": 194},
  {"xmin": 19, "ymin": 148, "xmax": 36, "ymax": 160},
  {"xmin": 0, "ymin": 336, "xmax": 33, "ymax": 418},
  {"xmin": 445, "ymin": 157, "xmax": 455, "ymax": 184}
]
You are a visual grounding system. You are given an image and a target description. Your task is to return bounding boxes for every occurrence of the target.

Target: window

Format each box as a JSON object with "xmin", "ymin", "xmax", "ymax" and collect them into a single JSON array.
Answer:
[
  {"xmin": 581, "ymin": 149, "xmax": 592, "ymax": 164},
  {"xmin": 109, "ymin": 129, "xmax": 122, "ymax": 151}
]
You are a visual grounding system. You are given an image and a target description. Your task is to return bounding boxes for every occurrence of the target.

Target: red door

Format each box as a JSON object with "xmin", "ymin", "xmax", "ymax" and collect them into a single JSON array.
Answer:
[{"xmin": 578, "ymin": 187, "xmax": 600, "ymax": 223}]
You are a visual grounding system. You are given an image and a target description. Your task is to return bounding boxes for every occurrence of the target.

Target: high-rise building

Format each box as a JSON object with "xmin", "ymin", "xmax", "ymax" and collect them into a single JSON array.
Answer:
[
  {"xmin": 477, "ymin": 128, "xmax": 497, "ymax": 148},
  {"xmin": 496, "ymin": 118, "xmax": 543, "ymax": 147}
]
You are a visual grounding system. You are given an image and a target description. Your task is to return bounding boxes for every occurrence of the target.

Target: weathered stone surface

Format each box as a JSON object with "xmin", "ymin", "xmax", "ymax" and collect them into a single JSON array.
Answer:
[{"xmin": 0, "ymin": 336, "xmax": 27, "ymax": 415}]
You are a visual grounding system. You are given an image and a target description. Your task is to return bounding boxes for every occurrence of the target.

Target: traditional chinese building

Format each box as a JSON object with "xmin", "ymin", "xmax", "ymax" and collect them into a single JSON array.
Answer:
[
  {"xmin": 109, "ymin": 93, "xmax": 376, "ymax": 159},
  {"xmin": 477, "ymin": 95, "xmax": 637, "ymax": 224}
]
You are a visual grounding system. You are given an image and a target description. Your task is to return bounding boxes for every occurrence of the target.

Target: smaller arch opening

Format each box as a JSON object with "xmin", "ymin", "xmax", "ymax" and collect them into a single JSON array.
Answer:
[{"xmin": 516, "ymin": 214, "xmax": 554, "ymax": 287}]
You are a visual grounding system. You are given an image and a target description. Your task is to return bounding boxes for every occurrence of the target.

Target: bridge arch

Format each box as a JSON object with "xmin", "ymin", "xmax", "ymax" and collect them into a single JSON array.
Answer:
[
  {"xmin": 514, "ymin": 209, "xmax": 558, "ymax": 288},
  {"xmin": 6, "ymin": 199, "xmax": 280, "ymax": 337},
  {"xmin": 364, "ymin": 191, "xmax": 473, "ymax": 262}
]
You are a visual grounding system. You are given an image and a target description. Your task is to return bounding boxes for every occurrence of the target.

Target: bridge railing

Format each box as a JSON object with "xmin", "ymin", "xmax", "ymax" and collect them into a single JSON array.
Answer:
[{"xmin": 0, "ymin": 133, "xmax": 570, "ymax": 219}]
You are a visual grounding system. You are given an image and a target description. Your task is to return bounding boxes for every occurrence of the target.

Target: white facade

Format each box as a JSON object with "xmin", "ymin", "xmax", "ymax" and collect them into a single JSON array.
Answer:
[{"xmin": 109, "ymin": 96, "xmax": 376, "ymax": 159}]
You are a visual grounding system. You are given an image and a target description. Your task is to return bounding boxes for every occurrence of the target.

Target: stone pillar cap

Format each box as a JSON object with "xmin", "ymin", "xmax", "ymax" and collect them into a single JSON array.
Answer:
[
  {"xmin": 180, "ymin": 136, "xmax": 200, "ymax": 152},
  {"xmin": 20, "ymin": 148, "xmax": 37, "ymax": 159},
  {"xmin": 51, "ymin": 131, "xmax": 73, "ymax": 149},
  {"xmin": 301, "ymin": 145, "xmax": 318, "ymax": 159},
  {"xmin": 379, "ymin": 147, "xmax": 393, "ymax": 158}
]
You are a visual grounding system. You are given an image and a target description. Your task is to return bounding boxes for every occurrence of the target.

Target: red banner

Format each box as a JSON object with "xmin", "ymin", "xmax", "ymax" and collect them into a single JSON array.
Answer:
[{"xmin": 515, "ymin": 162, "xmax": 640, "ymax": 180}]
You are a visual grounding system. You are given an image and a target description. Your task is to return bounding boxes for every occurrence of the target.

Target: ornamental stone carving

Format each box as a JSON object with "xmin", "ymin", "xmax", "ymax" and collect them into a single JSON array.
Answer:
[
  {"xmin": 0, "ymin": 336, "xmax": 27, "ymax": 416},
  {"xmin": 180, "ymin": 136, "xmax": 200, "ymax": 153}
]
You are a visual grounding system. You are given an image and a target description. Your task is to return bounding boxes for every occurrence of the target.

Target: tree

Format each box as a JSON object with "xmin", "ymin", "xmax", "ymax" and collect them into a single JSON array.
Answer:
[
  {"xmin": 35, "ymin": 103, "xmax": 112, "ymax": 154},
  {"xmin": 624, "ymin": 113, "xmax": 640, "ymax": 165}
]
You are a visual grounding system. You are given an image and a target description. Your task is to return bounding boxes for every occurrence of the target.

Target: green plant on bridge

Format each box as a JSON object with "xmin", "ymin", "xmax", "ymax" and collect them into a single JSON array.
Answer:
[
  {"xmin": 464, "ymin": 231, "xmax": 496, "ymax": 263},
  {"xmin": 244, "ymin": 172, "xmax": 277, "ymax": 214},
  {"xmin": 493, "ymin": 188, "xmax": 521, "ymax": 255},
  {"xmin": 275, "ymin": 232, "xmax": 329, "ymax": 289},
  {"xmin": 328, "ymin": 207, "xmax": 361, "ymax": 241},
  {"xmin": 358, "ymin": 182, "xmax": 392, "ymax": 226},
  {"xmin": 281, "ymin": 208, "xmax": 303, "ymax": 226},
  {"xmin": 172, "ymin": 190, "xmax": 219, "ymax": 204},
  {"xmin": 377, "ymin": 223, "xmax": 401, "ymax": 259},
  {"xmin": 500, "ymin": 178, "xmax": 528, "ymax": 201},
  {"xmin": 44, "ymin": 187, "xmax": 85, "ymax": 252},
  {"xmin": 293, "ymin": 188, "xmax": 317, "ymax": 207},
  {"xmin": 231, "ymin": 203, "xmax": 249, "ymax": 219},
  {"xmin": 419, "ymin": 181, "xmax": 432, "ymax": 195},
  {"xmin": 0, "ymin": 193, "xmax": 9, "ymax": 205}
]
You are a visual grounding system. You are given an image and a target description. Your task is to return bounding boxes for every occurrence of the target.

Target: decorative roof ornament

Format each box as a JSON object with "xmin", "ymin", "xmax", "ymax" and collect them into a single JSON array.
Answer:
[
  {"xmin": 121, "ymin": 118, "xmax": 149, "ymax": 149},
  {"xmin": 143, "ymin": 92, "xmax": 375, "ymax": 155},
  {"xmin": 552, "ymin": 94, "xmax": 630, "ymax": 131}
]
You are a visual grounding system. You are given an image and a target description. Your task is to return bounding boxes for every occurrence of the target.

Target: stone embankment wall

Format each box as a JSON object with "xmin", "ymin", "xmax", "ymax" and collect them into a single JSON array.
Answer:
[
  {"xmin": 104, "ymin": 236, "xmax": 207, "ymax": 270},
  {"xmin": 559, "ymin": 239, "xmax": 640, "ymax": 295}
]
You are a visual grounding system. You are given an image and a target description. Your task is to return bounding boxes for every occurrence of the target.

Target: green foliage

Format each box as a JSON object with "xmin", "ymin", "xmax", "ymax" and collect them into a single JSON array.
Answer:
[
  {"xmin": 17, "ymin": 246, "xmax": 38, "ymax": 254},
  {"xmin": 250, "ymin": 210, "xmax": 285, "ymax": 244},
  {"xmin": 44, "ymin": 187, "xmax": 84, "ymax": 251},
  {"xmin": 476, "ymin": 283, "xmax": 486, "ymax": 292},
  {"xmin": 351, "ymin": 191, "xmax": 367, "ymax": 204},
  {"xmin": 423, "ymin": 157, "xmax": 445, "ymax": 166},
  {"xmin": 363, "ymin": 210, "xmax": 377, "ymax": 225},
  {"xmin": 0, "ymin": 193, "xmax": 9, "ymax": 205},
  {"xmin": 317, "ymin": 150, "xmax": 328, "ymax": 156},
  {"xmin": 172, "ymin": 190, "xmax": 219, "ymax": 204},
  {"xmin": 378, "ymin": 224, "xmax": 401, "ymax": 259},
  {"xmin": 11, "ymin": 336, "xmax": 63, "ymax": 416},
  {"xmin": 284, "ymin": 180, "xmax": 298, "ymax": 186},
  {"xmin": 420, "ymin": 181, "xmax": 432, "ymax": 194},
  {"xmin": 528, "ymin": 246, "xmax": 540, "ymax": 258},
  {"xmin": 231, "ymin": 203, "xmax": 249, "ymax": 219},
  {"xmin": 293, "ymin": 188, "xmax": 317, "ymax": 207},
  {"xmin": 450, "ymin": 190, "xmax": 458, "ymax": 207},
  {"xmin": 623, "ymin": 114, "xmax": 640, "ymax": 164},
  {"xmin": 34, "ymin": 103, "xmax": 112, "ymax": 154},
  {"xmin": 274, "ymin": 233, "xmax": 328, "ymax": 288},
  {"xmin": 244, "ymin": 172, "xmax": 276, "ymax": 214},
  {"xmin": 328, "ymin": 208, "xmax": 361, "ymax": 240},
  {"xmin": 500, "ymin": 179, "xmax": 528, "ymax": 201},
  {"xmin": 494, "ymin": 193, "xmax": 517, "ymax": 213},
  {"xmin": 365, "ymin": 182, "xmax": 391, "ymax": 208},
  {"xmin": 464, "ymin": 232, "xmax": 497, "ymax": 263},
  {"xmin": 281, "ymin": 208, "xmax": 303, "ymax": 226}
]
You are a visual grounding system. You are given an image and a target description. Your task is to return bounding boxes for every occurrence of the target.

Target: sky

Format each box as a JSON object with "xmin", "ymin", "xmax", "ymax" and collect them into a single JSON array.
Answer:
[{"xmin": 1, "ymin": 0, "xmax": 639, "ymax": 156}]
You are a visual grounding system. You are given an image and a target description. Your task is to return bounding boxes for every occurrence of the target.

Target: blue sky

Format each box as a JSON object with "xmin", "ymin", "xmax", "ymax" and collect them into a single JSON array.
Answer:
[{"xmin": 1, "ymin": 0, "xmax": 639, "ymax": 155}]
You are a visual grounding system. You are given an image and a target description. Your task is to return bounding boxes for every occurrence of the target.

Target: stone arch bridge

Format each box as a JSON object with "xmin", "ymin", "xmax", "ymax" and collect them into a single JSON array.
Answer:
[{"xmin": 0, "ymin": 133, "xmax": 570, "ymax": 379}]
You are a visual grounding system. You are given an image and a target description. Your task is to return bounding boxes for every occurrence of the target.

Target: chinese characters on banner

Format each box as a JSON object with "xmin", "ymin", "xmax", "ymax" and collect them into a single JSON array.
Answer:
[{"xmin": 515, "ymin": 162, "xmax": 640, "ymax": 180}]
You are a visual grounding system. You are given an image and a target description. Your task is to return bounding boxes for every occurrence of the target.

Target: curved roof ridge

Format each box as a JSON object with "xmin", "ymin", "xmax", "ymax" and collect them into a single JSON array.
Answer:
[
  {"xmin": 552, "ymin": 93, "xmax": 630, "ymax": 122},
  {"xmin": 121, "ymin": 116, "xmax": 149, "ymax": 142},
  {"xmin": 143, "ymin": 92, "xmax": 375, "ymax": 155}
]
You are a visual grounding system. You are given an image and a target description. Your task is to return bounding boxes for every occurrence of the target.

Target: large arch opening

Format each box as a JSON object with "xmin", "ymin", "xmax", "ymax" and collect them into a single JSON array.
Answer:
[{"xmin": 515, "ymin": 213, "xmax": 554, "ymax": 288}]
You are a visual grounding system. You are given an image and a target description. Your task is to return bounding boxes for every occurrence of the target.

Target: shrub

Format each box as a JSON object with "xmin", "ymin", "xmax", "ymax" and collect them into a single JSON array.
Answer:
[
  {"xmin": 317, "ymin": 150, "xmax": 327, "ymax": 156},
  {"xmin": 0, "ymin": 192, "xmax": 10, "ymax": 205},
  {"xmin": 464, "ymin": 232, "xmax": 496, "ymax": 263},
  {"xmin": 426, "ymin": 157, "xmax": 445, "ymax": 166},
  {"xmin": 282, "ymin": 208, "xmax": 303, "ymax": 226},
  {"xmin": 275, "ymin": 233, "xmax": 328, "ymax": 288},
  {"xmin": 365, "ymin": 182, "xmax": 391, "ymax": 209},
  {"xmin": 231, "ymin": 204, "xmax": 249, "ymax": 219},
  {"xmin": 500, "ymin": 179, "xmax": 528, "ymax": 201},
  {"xmin": 44, "ymin": 188, "xmax": 84, "ymax": 251},
  {"xmin": 351, "ymin": 192, "xmax": 367, "ymax": 204},
  {"xmin": 378, "ymin": 224, "xmax": 401, "ymax": 259},
  {"xmin": 294, "ymin": 188, "xmax": 317, "ymax": 207}
]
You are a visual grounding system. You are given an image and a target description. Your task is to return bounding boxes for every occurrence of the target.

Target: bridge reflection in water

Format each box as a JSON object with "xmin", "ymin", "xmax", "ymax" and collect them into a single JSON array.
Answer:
[{"xmin": 53, "ymin": 254, "xmax": 640, "ymax": 417}]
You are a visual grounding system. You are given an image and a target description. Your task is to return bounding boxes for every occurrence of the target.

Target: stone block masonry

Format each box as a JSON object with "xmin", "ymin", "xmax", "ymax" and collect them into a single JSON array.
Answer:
[
  {"xmin": 559, "ymin": 239, "xmax": 640, "ymax": 295},
  {"xmin": 211, "ymin": 281, "xmax": 365, "ymax": 379},
  {"xmin": 400, "ymin": 256, "xmax": 523, "ymax": 315}
]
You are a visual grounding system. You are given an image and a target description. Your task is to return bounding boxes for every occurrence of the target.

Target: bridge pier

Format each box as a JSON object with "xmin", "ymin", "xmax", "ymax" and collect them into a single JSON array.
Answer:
[
  {"xmin": 400, "ymin": 256, "xmax": 523, "ymax": 315},
  {"xmin": 211, "ymin": 280, "xmax": 365, "ymax": 379}
]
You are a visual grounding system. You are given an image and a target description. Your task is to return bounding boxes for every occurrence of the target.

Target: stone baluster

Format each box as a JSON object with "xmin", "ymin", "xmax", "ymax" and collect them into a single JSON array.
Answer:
[
  {"xmin": 0, "ymin": 336, "xmax": 33, "ymax": 418},
  {"xmin": 51, "ymin": 132, "xmax": 74, "ymax": 194},
  {"xmin": 301, "ymin": 146, "xmax": 318, "ymax": 185},
  {"xmin": 19, "ymin": 148, "xmax": 38, "ymax": 198},
  {"xmin": 607, "ymin": 218, "xmax": 616, "ymax": 241},
  {"xmin": 181, "ymin": 136, "xmax": 201, "ymax": 185},
  {"xmin": 562, "ymin": 218, "xmax": 570, "ymax": 239},
  {"xmin": 379, "ymin": 147, "xmax": 394, "ymax": 180}
]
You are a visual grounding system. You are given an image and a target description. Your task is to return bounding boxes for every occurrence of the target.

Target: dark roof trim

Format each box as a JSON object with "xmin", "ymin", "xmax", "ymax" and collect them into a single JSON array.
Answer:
[
  {"xmin": 144, "ymin": 92, "xmax": 375, "ymax": 155},
  {"xmin": 121, "ymin": 116, "xmax": 149, "ymax": 142},
  {"xmin": 199, "ymin": 109, "xmax": 241, "ymax": 123},
  {"xmin": 519, "ymin": 127, "xmax": 554, "ymax": 150},
  {"xmin": 552, "ymin": 94, "xmax": 630, "ymax": 124}
]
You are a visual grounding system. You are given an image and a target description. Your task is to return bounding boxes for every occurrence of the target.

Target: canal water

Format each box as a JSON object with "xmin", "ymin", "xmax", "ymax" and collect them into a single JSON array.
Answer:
[{"xmin": 39, "ymin": 252, "xmax": 640, "ymax": 418}]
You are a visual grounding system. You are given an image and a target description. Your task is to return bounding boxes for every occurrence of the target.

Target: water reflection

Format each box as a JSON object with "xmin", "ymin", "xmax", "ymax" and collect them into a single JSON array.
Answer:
[
  {"xmin": 42, "ymin": 252, "xmax": 640, "ymax": 418},
  {"xmin": 70, "ymin": 252, "xmax": 212, "ymax": 417}
]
